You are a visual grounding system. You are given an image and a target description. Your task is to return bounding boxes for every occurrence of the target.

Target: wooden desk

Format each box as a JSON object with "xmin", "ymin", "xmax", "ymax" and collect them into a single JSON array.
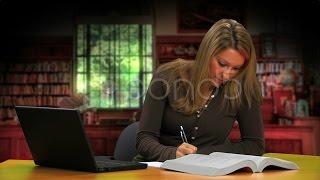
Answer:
[{"xmin": 0, "ymin": 153, "xmax": 319, "ymax": 179}]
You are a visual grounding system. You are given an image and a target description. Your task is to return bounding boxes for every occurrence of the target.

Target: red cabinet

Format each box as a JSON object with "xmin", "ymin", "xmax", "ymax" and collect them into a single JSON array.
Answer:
[
  {"xmin": 0, "ymin": 124, "xmax": 126, "ymax": 162},
  {"xmin": 84, "ymin": 125, "xmax": 124, "ymax": 156},
  {"xmin": 229, "ymin": 118, "xmax": 320, "ymax": 155},
  {"xmin": 0, "ymin": 125, "xmax": 31, "ymax": 161},
  {"xmin": 1, "ymin": 118, "xmax": 319, "ymax": 163}
]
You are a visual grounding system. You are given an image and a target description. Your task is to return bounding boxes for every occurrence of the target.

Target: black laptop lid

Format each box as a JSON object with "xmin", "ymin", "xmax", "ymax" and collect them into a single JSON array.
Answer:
[{"xmin": 15, "ymin": 106, "xmax": 97, "ymax": 172}]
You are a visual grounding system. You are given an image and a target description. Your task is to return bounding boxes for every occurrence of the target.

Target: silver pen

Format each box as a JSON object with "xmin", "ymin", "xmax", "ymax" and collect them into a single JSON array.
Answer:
[{"xmin": 180, "ymin": 126, "xmax": 188, "ymax": 143}]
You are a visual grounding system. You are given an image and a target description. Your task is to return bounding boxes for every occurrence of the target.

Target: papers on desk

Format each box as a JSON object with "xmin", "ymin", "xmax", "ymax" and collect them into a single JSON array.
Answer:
[{"xmin": 140, "ymin": 162, "xmax": 163, "ymax": 168}]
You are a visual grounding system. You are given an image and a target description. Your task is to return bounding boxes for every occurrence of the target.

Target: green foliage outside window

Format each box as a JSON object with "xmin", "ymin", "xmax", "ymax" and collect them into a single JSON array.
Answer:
[{"xmin": 76, "ymin": 24, "xmax": 153, "ymax": 108}]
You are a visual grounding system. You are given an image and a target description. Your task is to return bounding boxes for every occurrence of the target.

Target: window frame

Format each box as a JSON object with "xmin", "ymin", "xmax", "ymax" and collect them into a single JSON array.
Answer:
[{"xmin": 73, "ymin": 16, "xmax": 155, "ymax": 110}]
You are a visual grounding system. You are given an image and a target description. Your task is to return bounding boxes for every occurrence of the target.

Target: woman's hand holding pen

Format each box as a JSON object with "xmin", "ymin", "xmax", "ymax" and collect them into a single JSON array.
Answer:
[{"xmin": 176, "ymin": 143, "xmax": 197, "ymax": 158}]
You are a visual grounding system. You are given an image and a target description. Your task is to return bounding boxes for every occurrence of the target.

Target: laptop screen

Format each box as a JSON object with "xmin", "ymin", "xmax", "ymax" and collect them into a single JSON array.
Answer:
[{"xmin": 15, "ymin": 106, "xmax": 98, "ymax": 172}]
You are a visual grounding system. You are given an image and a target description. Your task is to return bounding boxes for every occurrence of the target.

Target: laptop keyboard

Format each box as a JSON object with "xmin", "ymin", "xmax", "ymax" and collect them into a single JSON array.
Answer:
[
  {"xmin": 94, "ymin": 156, "xmax": 143, "ymax": 169},
  {"xmin": 96, "ymin": 160, "xmax": 134, "ymax": 167}
]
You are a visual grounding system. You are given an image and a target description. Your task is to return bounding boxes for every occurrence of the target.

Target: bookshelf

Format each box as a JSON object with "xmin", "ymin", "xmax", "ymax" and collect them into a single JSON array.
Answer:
[
  {"xmin": 0, "ymin": 37, "xmax": 73, "ymax": 124},
  {"xmin": 256, "ymin": 58, "xmax": 303, "ymax": 98},
  {"xmin": 156, "ymin": 35, "xmax": 304, "ymax": 98},
  {"xmin": 256, "ymin": 34, "xmax": 304, "ymax": 99}
]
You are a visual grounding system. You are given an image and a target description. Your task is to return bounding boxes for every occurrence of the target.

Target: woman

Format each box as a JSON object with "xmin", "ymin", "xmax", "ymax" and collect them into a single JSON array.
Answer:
[{"xmin": 136, "ymin": 19, "xmax": 265, "ymax": 162}]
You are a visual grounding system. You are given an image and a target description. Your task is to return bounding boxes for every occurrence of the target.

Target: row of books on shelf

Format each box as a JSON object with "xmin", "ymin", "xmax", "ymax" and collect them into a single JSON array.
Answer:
[
  {"xmin": 256, "ymin": 61, "xmax": 302, "ymax": 74},
  {"xmin": 0, "ymin": 96, "xmax": 66, "ymax": 108},
  {"xmin": 0, "ymin": 61, "xmax": 70, "ymax": 72},
  {"xmin": 0, "ymin": 73, "xmax": 70, "ymax": 84},
  {"xmin": 257, "ymin": 74, "xmax": 304, "ymax": 97},
  {"xmin": 0, "ymin": 85, "xmax": 70, "ymax": 95},
  {"xmin": 258, "ymin": 74, "xmax": 278, "ymax": 98}
]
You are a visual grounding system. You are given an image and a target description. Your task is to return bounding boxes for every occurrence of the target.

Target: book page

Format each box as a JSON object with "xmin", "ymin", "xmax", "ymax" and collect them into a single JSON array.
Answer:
[
  {"xmin": 161, "ymin": 154, "xmax": 257, "ymax": 176},
  {"xmin": 209, "ymin": 152, "xmax": 299, "ymax": 172},
  {"xmin": 209, "ymin": 152, "xmax": 269, "ymax": 166},
  {"xmin": 170, "ymin": 154, "xmax": 255, "ymax": 169},
  {"xmin": 257, "ymin": 157, "xmax": 299, "ymax": 172}
]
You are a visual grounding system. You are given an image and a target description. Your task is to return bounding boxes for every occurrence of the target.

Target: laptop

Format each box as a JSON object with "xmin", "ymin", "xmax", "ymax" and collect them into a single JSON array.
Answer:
[{"xmin": 14, "ymin": 106, "xmax": 147, "ymax": 172}]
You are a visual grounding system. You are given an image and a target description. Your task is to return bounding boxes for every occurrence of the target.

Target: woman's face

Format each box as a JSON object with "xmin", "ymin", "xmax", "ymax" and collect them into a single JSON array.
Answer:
[{"xmin": 210, "ymin": 48, "xmax": 245, "ymax": 85}]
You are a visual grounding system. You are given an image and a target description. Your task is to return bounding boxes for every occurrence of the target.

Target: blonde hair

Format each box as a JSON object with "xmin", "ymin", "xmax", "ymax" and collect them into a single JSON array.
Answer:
[{"xmin": 156, "ymin": 19, "xmax": 262, "ymax": 115}]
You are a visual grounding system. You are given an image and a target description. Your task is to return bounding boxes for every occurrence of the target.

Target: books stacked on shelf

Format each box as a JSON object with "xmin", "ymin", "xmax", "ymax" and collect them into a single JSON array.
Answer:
[
  {"xmin": 1, "ymin": 85, "xmax": 70, "ymax": 95},
  {"xmin": 8, "ymin": 61, "xmax": 69, "ymax": 72},
  {"xmin": 0, "ymin": 61, "xmax": 71, "ymax": 123},
  {"xmin": 256, "ymin": 60, "xmax": 302, "ymax": 75},
  {"xmin": 5, "ymin": 73, "xmax": 70, "ymax": 84},
  {"xmin": 256, "ymin": 59, "xmax": 303, "ymax": 98}
]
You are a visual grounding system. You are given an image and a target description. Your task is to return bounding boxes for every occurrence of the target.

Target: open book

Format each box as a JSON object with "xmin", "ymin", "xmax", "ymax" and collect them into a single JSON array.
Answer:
[{"xmin": 160, "ymin": 152, "xmax": 299, "ymax": 176}]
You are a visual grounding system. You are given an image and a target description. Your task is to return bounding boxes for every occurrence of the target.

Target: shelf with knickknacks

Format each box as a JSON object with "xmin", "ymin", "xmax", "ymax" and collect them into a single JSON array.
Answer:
[
  {"xmin": 155, "ymin": 36, "xmax": 203, "ymax": 65},
  {"xmin": 273, "ymin": 68, "xmax": 310, "ymax": 125},
  {"xmin": 173, "ymin": 44, "xmax": 197, "ymax": 57}
]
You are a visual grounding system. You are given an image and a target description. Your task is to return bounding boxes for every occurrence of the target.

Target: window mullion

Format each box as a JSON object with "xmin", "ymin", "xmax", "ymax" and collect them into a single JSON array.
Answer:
[
  {"xmin": 128, "ymin": 25, "xmax": 131, "ymax": 108},
  {"xmin": 98, "ymin": 24, "xmax": 102, "ymax": 107},
  {"xmin": 86, "ymin": 24, "xmax": 91, "ymax": 102},
  {"xmin": 117, "ymin": 25, "xmax": 121, "ymax": 108},
  {"xmin": 138, "ymin": 25, "xmax": 143, "ymax": 107},
  {"xmin": 113, "ymin": 25, "xmax": 117, "ymax": 108}
]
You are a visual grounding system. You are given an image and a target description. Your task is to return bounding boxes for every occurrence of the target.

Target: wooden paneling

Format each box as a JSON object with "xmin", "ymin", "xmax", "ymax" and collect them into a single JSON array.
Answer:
[
  {"xmin": 88, "ymin": 138, "xmax": 108, "ymax": 155},
  {"xmin": 293, "ymin": 116, "xmax": 320, "ymax": 155},
  {"xmin": 265, "ymin": 139, "xmax": 302, "ymax": 154},
  {"xmin": 229, "ymin": 124, "xmax": 319, "ymax": 155},
  {"xmin": 1, "ymin": 119, "xmax": 319, "ymax": 163},
  {"xmin": 261, "ymin": 98, "xmax": 274, "ymax": 124},
  {"xmin": 84, "ymin": 125, "xmax": 124, "ymax": 156},
  {"xmin": 0, "ymin": 138, "xmax": 11, "ymax": 162},
  {"xmin": 17, "ymin": 138, "xmax": 32, "ymax": 160},
  {"xmin": 0, "ymin": 124, "xmax": 126, "ymax": 162}
]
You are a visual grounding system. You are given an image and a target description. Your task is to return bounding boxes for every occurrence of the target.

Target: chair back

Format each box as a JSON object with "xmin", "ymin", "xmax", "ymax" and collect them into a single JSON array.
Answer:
[{"xmin": 113, "ymin": 122, "xmax": 139, "ymax": 161}]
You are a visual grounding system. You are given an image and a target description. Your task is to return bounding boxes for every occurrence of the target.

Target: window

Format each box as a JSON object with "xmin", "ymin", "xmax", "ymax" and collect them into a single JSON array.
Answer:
[{"xmin": 76, "ymin": 24, "xmax": 153, "ymax": 108}]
